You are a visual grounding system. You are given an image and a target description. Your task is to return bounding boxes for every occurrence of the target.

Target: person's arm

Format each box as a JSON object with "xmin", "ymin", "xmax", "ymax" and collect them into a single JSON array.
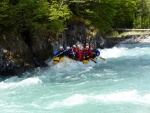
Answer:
[
  {"xmin": 54, "ymin": 51, "xmax": 60, "ymax": 56},
  {"xmin": 64, "ymin": 50, "xmax": 68, "ymax": 56},
  {"xmin": 96, "ymin": 50, "xmax": 100, "ymax": 56}
]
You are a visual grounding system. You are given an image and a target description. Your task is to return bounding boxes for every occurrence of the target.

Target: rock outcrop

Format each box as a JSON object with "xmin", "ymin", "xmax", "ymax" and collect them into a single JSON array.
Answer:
[{"xmin": 0, "ymin": 30, "xmax": 53, "ymax": 77}]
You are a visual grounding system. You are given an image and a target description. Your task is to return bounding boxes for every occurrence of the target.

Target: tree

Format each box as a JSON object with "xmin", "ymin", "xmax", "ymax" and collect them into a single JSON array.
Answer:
[
  {"xmin": 68, "ymin": 0, "xmax": 118, "ymax": 32},
  {"xmin": 134, "ymin": 0, "xmax": 150, "ymax": 28},
  {"xmin": 48, "ymin": 0, "xmax": 72, "ymax": 34},
  {"xmin": 1, "ymin": 0, "xmax": 150, "ymax": 35},
  {"xmin": 0, "ymin": 0, "xmax": 12, "ymax": 29},
  {"xmin": 112, "ymin": 0, "xmax": 137, "ymax": 28}
]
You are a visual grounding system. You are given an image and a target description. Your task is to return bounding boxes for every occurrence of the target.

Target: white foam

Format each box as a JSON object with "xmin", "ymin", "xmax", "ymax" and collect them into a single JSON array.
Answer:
[
  {"xmin": 49, "ymin": 57, "xmax": 97, "ymax": 72},
  {"xmin": 92, "ymin": 74, "xmax": 104, "ymax": 77},
  {"xmin": 90, "ymin": 90, "xmax": 150, "ymax": 105},
  {"xmin": 46, "ymin": 94, "xmax": 86, "ymax": 109},
  {"xmin": 0, "ymin": 77, "xmax": 42, "ymax": 89},
  {"xmin": 99, "ymin": 47, "xmax": 127, "ymax": 58},
  {"xmin": 93, "ymin": 90, "xmax": 138, "ymax": 102},
  {"xmin": 100, "ymin": 44, "xmax": 150, "ymax": 59},
  {"xmin": 46, "ymin": 90, "xmax": 150, "ymax": 109}
]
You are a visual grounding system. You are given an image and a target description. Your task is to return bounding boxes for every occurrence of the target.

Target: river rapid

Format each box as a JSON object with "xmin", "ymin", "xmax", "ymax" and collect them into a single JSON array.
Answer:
[{"xmin": 0, "ymin": 42, "xmax": 150, "ymax": 113}]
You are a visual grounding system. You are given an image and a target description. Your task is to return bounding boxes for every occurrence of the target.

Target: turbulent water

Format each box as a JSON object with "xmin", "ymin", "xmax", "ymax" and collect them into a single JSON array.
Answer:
[{"xmin": 1, "ymin": 43, "xmax": 150, "ymax": 113}]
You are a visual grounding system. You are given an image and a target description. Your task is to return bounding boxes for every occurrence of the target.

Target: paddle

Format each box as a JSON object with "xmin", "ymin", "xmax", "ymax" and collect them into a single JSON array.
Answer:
[
  {"xmin": 45, "ymin": 49, "xmax": 66, "ymax": 63},
  {"xmin": 54, "ymin": 50, "xmax": 66, "ymax": 58},
  {"xmin": 99, "ymin": 56, "xmax": 106, "ymax": 61},
  {"xmin": 90, "ymin": 58, "xmax": 97, "ymax": 63}
]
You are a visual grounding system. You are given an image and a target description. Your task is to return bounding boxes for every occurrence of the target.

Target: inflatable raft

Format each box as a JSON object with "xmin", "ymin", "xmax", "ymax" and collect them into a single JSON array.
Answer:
[{"xmin": 53, "ymin": 56, "xmax": 97, "ymax": 65}]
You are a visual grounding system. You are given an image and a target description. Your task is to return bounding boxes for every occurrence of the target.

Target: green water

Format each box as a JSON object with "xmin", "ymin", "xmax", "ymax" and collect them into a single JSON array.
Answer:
[{"xmin": 0, "ymin": 43, "xmax": 150, "ymax": 113}]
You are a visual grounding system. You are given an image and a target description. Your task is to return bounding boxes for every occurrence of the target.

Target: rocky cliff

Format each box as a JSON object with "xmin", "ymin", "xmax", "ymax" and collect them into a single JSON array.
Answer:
[{"xmin": 0, "ymin": 29, "xmax": 53, "ymax": 77}]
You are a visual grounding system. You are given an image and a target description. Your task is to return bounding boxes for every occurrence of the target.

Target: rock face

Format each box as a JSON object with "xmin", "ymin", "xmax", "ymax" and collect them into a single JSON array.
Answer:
[
  {"xmin": 61, "ymin": 22, "xmax": 150, "ymax": 49},
  {"xmin": 0, "ymin": 30, "xmax": 53, "ymax": 77},
  {"xmin": 119, "ymin": 35, "xmax": 150, "ymax": 44},
  {"xmin": 52, "ymin": 22, "xmax": 107, "ymax": 49},
  {"xmin": 52, "ymin": 22, "xmax": 122, "ymax": 50}
]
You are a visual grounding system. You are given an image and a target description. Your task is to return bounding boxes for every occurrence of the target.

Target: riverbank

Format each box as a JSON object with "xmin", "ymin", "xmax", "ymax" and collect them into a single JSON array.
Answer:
[{"xmin": 104, "ymin": 29, "xmax": 150, "ymax": 47}]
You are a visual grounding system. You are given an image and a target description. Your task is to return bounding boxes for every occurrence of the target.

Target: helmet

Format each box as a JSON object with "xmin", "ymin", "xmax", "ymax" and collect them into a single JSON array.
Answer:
[
  {"xmin": 73, "ymin": 45, "xmax": 76, "ymax": 47},
  {"xmin": 66, "ymin": 46, "xmax": 70, "ymax": 50},
  {"xmin": 59, "ymin": 46, "xmax": 63, "ymax": 49},
  {"xmin": 79, "ymin": 46, "xmax": 83, "ymax": 50},
  {"xmin": 77, "ymin": 44, "xmax": 80, "ymax": 48},
  {"xmin": 86, "ymin": 46, "xmax": 89, "ymax": 49}
]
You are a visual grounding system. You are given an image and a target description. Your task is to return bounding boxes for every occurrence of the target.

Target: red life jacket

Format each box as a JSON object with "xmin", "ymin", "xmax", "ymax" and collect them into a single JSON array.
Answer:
[
  {"xmin": 84, "ymin": 49, "xmax": 93, "ymax": 58},
  {"xmin": 72, "ymin": 47, "xmax": 76, "ymax": 52},
  {"xmin": 89, "ymin": 50, "xmax": 93, "ymax": 57},
  {"xmin": 74, "ymin": 47, "xmax": 79, "ymax": 53},
  {"xmin": 78, "ymin": 50, "xmax": 83, "ymax": 61}
]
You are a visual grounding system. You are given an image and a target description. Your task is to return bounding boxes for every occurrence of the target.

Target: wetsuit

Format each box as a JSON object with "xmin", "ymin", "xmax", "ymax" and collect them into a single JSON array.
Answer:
[
  {"xmin": 91, "ymin": 49, "xmax": 100, "ymax": 58},
  {"xmin": 64, "ymin": 49, "xmax": 74, "ymax": 58}
]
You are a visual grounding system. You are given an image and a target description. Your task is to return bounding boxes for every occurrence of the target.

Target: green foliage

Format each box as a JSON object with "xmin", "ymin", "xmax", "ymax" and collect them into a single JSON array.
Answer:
[
  {"xmin": 68, "ymin": 0, "xmax": 117, "ymax": 32},
  {"xmin": 112, "ymin": 0, "xmax": 137, "ymax": 28},
  {"xmin": 0, "ymin": 0, "xmax": 11, "ymax": 27},
  {"xmin": 48, "ymin": 1, "xmax": 72, "ymax": 34},
  {"xmin": 0, "ymin": 0, "xmax": 72, "ymax": 34},
  {"xmin": 134, "ymin": 0, "xmax": 150, "ymax": 28},
  {"xmin": 14, "ymin": 0, "xmax": 50, "ymax": 31},
  {"xmin": 0, "ymin": 0, "xmax": 150, "ymax": 35},
  {"xmin": 0, "ymin": 0, "xmax": 8, "ymax": 20}
]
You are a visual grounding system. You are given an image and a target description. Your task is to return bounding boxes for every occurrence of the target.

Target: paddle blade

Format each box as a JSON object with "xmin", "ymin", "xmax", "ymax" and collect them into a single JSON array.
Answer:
[
  {"xmin": 90, "ymin": 58, "xmax": 97, "ymax": 63},
  {"xmin": 100, "ymin": 57, "xmax": 106, "ymax": 61}
]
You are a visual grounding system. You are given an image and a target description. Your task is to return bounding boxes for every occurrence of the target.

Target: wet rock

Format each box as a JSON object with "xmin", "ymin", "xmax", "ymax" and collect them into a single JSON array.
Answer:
[
  {"xmin": 120, "ymin": 35, "xmax": 150, "ymax": 44},
  {"xmin": 53, "ymin": 22, "xmax": 125, "ymax": 49},
  {"xmin": 0, "ymin": 49, "xmax": 34, "ymax": 77},
  {"xmin": 0, "ymin": 30, "xmax": 53, "ymax": 77}
]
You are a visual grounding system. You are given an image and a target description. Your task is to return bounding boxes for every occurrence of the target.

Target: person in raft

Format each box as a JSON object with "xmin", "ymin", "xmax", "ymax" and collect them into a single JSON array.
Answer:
[
  {"xmin": 54, "ymin": 44, "xmax": 100, "ymax": 61},
  {"xmin": 91, "ymin": 45, "xmax": 100, "ymax": 58},
  {"xmin": 72, "ymin": 45, "xmax": 80, "ymax": 59},
  {"xmin": 77, "ymin": 46, "xmax": 84, "ymax": 61},
  {"xmin": 83, "ymin": 45, "xmax": 93, "ymax": 60},
  {"xmin": 64, "ymin": 46, "xmax": 74, "ymax": 59},
  {"xmin": 54, "ymin": 46, "xmax": 65, "ymax": 57}
]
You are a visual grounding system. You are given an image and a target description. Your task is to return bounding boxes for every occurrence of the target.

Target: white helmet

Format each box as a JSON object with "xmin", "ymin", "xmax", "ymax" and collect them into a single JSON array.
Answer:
[
  {"xmin": 66, "ymin": 46, "xmax": 70, "ymax": 50},
  {"xmin": 86, "ymin": 46, "xmax": 89, "ymax": 49},
  {"xmin": 73, "ymin": 45, "xmax": 76, "ymax": 47},
  {"xmin": 59, "ymin": 46, "xmax": 63, "ymax": 49},
  {"xmin": 77, "ymin": 44, "xmax": 80, "ymax": 48},
  {"xmin": 80, "ymin": 46, "xmax": 83, "ymax": 50}
]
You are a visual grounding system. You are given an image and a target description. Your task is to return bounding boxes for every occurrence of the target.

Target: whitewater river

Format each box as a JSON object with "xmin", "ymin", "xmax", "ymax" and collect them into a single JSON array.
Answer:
[{"xmin": 0, "ymin": 43, "xmax": 150, "ymax": 113}]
